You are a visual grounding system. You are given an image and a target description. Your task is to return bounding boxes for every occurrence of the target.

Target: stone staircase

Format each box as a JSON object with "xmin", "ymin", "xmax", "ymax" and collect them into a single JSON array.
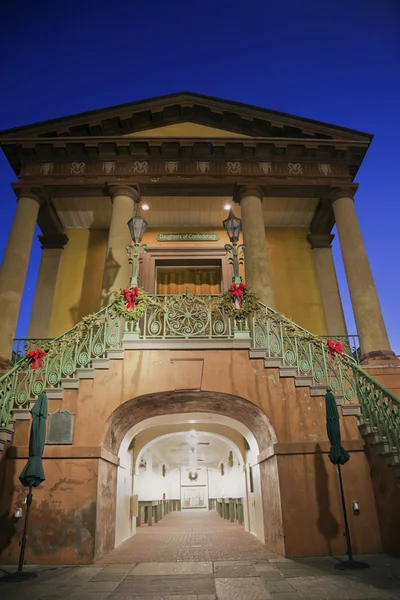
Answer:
[{"xmin": 1, "ymin": 295, "xmax": 399, "ymax": 480}]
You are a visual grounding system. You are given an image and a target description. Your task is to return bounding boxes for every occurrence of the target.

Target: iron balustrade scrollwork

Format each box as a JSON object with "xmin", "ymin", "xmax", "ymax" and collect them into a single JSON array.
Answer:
[
  {"xmin": 2, "ymin": 294, "xmax": 398, "ymax": 443},
  {"xmin": 353, "ymin": 366, "xmax": 400, "ymax": 456},
  {"xmin": 0, "ymin": 306, "xmax": 122, "ymax": 426}
]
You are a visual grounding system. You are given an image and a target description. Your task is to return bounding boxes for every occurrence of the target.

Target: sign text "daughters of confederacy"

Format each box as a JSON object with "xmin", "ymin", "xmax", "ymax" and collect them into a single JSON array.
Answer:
[{"xmin": 156, "ymin": 233, "xmax": 220, "ymax": 242}]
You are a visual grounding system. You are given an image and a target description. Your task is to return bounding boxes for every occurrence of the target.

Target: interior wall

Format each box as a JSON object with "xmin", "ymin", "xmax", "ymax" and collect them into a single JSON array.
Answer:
[
  {"xmin": 49, "ymin": 229, "xmax": 108, "ymax": 337},
  {"xmin": 266, "ymin": 227, "xmax": 327, "ymax": 334}
]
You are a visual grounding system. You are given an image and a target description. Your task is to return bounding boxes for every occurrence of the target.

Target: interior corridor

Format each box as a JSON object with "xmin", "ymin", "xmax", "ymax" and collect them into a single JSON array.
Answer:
[{"xmin": 98, "ymin": 510, "xmax": 276, "ymax": 563}]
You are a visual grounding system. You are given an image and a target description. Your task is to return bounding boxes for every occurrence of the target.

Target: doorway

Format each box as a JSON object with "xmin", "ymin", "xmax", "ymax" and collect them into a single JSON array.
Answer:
[{"xmin": 156, "ymin": 264, "xmax": 222, "ymax": 294}]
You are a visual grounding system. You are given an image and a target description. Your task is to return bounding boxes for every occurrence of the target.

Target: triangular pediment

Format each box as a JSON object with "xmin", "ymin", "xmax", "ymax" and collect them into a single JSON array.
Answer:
[
  {"xmin": 123, "ymin": 122, "xmax": 252, "ymax": 138},
  {"xmin": 0, "ymin": 91, "xmax": 372, "ymax": 142}
]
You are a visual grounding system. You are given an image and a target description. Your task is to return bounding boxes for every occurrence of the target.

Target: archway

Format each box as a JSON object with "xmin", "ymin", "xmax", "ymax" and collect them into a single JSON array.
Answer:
[{"xmin": 97, "ymin": 390, "xmax": 281, "ymax": 560}]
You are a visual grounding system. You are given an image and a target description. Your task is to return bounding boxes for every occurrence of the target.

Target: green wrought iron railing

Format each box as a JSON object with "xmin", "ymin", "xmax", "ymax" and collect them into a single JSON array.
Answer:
[
  {"xmin": 353, "ymin": 366, "xmax": 400, "ymax": 456},
  {"xmin": 1, "ymin": 294, "xmax": 399, "ymax": 460},
  {"xmin": 1, "ymin": 305, "xmax": 121, "ymax": 426}
]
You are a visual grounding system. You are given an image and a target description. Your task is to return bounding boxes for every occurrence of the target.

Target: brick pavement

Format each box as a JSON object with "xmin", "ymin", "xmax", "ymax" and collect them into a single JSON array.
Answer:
[
  {"xmin": 98, "ymin": 510, "xmax": 276, "ymax": 563},
  {"xmin": 1, "ymin": 511, "xmax": 400, "ymax": 599}
]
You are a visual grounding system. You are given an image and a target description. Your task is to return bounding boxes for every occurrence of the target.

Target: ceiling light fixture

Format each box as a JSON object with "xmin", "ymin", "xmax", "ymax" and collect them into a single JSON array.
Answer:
[
  {"xmin": 141, "ymin": 203, "xmax": 150, "ymax": 210},
  {"xmin": 224, "ymin": 204, "xmax": 232, "ymax": 211}
]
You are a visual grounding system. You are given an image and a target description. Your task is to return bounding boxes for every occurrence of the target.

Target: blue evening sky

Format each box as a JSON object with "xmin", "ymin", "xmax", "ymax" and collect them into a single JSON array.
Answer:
[{"xmin": 0, "ymin": 0, "xmax": 398, "ymax": 353}]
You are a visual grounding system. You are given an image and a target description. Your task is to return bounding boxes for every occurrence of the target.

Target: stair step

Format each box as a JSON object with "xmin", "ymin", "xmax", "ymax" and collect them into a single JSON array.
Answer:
[
  {"xmin": 279, "ymin": 367, "xmax": 298, "ymax": 378},
  {"xmin": 294, "ymin": 376, "xmax": 313, "ymax": 387},
  {"xmin": 0, "ymin": 427, "xmax": 14, "ymax": 444},
  {"xmin": 61, "ymin": 378, "xmax": 79, "ymax": 390},
  {"xmin": 45, "ymin": 387, "xmax": 64, "ymax": 400},
  {"xmin": 76, "ymin": 368, "xmax": 95, "ymax": 380},
  {"xmin": 310, "ymin": 385, "xmax": 328, "ymax": 397},
  {"xmin": 341, "ymin": 404, "xmax": 361, "ymax": 416},
  {"xmin": 91, "ymin": 358, "xmax": 110, "ymax": 370},
  {"xmin": 264, "ymin": 358, "xmax": 283, "ymax": 368},
  {"xmin": 249, "ymin": 349, "xmax": 267, "ymax": 359},
  {"xmin": 11, "ymin": 408, "xmax": 32, "ymax": 421},
  {"xmin": 107, "ymin": 349, "xmax": 125, "ymax": 360},
  {"xmin": 383, "ymin": 451, "xmax": 400, "ymax": 466}
]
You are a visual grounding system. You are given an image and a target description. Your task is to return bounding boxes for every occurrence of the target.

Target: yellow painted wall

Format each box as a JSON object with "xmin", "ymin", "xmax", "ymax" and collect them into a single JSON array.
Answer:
[
  {"xmin": 125, "ymin": 122, "xmax": 251, "ymax": 138},
  {"xmin": 49, "ymin": 230, "xmax": 108, "ymax": 337},
  {"xmin": 266, "ymin": 228, "xmax": 327, "ymax": 335}
]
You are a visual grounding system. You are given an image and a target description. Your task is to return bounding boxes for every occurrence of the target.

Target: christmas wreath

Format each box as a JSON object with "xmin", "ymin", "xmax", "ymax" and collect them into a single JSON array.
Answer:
[
  {"xmin": 216, "ymin": 282, "xmax": 261, "ymax": 322},
  {"xmin": 188, "ymin": 471, "xmax": 198, "ymax": 481},
  {"xmin": 110, "ymin": 286, "xmax": 152, "ymax": 323}
]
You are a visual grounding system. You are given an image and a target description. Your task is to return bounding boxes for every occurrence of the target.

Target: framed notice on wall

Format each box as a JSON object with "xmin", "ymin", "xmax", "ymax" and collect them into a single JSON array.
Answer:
[{"xmin": 181, "ymin": 486, "xmax": 207, "ymax": 509}]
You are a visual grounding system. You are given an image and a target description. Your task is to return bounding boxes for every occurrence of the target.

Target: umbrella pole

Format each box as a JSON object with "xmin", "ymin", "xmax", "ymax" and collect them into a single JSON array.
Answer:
[
  {"xmin": 18, "ymin": 486, "xmax": 33, "ymax": 573},
  {"xmin": 337, "ymin": 465, "xmax": 353, "ymax": 561},
  {"xmin": 335, "ymin": 465, "xmax": 369, "ymax": 570}
]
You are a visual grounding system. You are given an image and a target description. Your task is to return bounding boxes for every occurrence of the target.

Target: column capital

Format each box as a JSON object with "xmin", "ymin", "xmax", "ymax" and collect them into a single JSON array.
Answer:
[
  {"xmin": 307, "ymin": 233, "xmax": 335, "ymax": 249},
  {"xmin": 328, "ymin": 186, "xmax": 358, "ymax": 204},
  {"xmin": 235, "ymin": 185, "xmax": 264, "ymax": 203},
  {"xmin": 14, "ymin": 187, "xmax": 44, "ymax": 206},
  {"xmin": 38, "ymin": 233, "xmax": 69, "ymax": 250},
  {"xmin": 108, "ymin": 185, "xmax": 140, "ymax": 203}
]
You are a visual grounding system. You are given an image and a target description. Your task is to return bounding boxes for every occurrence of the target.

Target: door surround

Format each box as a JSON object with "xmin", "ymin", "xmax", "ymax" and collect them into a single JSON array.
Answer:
[{"xmin": 140, "ymin": 246, "xmax": 231, "ymax": 293}]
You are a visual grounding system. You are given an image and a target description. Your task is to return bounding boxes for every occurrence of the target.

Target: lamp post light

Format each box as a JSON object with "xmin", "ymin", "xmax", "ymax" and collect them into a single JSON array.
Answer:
[
  {"xmin": 222, "ymin": 209, "xmax": 246, "ymax": 284},
  {"xmin": 127, "ymin": 202, "xmax": 148, "ymax": 287}
]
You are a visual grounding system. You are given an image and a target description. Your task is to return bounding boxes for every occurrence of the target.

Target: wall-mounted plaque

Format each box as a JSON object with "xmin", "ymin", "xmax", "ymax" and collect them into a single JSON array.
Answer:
[
  {"xmin": 156, "ymin": 232, "xmax": 220, "ymax": 242},
  {"xmin": 46, "ymin": 409, "xmax": 75, "ymax": 445}
]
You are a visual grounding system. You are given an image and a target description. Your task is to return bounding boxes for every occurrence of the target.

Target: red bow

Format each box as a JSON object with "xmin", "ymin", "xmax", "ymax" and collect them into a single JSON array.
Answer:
[
  {"xmin": 327, "ymin": 338, "xmax": 343, "ymax": 357},
  {"xmin": 230, "ymin": 283, "xmax": 247, "ymax": 308},
  {"xmin": 27, "ymin": 349, "xmax": 46, "ymax": 370},
  {"xmin": 122, "ymin": 287, "xmax": 139, "ymax": 309}
]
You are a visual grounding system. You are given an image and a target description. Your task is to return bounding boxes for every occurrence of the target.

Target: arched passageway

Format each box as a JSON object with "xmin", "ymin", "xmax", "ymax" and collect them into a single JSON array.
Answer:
[{"xmin": 96, "ymin": 391, "xmax": 282, "ymax": 561}]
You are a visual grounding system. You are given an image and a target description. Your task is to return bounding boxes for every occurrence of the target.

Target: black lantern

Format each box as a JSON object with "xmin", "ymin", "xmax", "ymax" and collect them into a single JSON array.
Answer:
[
  {"xmin": 223, "ymin": 209, "xmax": 242, "ymax": 243},
  {"xmin": 127, "ymin": 203, "xmax": 148, "ymax": 244}
]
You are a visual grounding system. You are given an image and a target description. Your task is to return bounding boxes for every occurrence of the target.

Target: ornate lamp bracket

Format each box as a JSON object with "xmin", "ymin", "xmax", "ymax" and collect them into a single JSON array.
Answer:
[
  {"xmin": 126, "ymin": 243, "xmax": 147, "ymax": 287},
  {"xmin": 224, "ymin": 242, "xmax": 246, "ymax": 284}
]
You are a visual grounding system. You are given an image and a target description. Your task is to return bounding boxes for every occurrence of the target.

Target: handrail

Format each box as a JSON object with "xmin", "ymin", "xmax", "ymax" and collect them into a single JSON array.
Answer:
[{"xmin": 1, "ymin": 294, "xmax": 399, "ymax": 460}]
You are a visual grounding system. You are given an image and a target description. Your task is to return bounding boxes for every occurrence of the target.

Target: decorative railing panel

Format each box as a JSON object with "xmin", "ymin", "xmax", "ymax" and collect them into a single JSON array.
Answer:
[
  {"xmin": 353, "ymin": 366, "xmax": 400, "ymax": 455},
  {"xmin": 251, "ymin": 305, "xmax": 359, "ymax": 403},
  {"xmin": 2, "ymin": 294, "xmax": 399, "ymax": 451},
  {"xmin": 1, "ymin": 306, "xmax": 122, "ymax": 426},
  {"xmin": 141, "ymin": 294, "xmax": 231, "ymax": 339}
]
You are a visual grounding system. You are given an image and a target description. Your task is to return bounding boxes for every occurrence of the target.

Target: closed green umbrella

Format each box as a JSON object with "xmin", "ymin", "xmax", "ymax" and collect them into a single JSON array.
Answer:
[
  {"xmin": 324, "ymin": 389, "xmax": 368, "ymax": 570},
  {"xmin": 1, "ymin": 393, "xmax": 48, "ymax": 582},
  {"xmin": 325, "ymin": 389, "xmax": 350, "ymax": 466}
]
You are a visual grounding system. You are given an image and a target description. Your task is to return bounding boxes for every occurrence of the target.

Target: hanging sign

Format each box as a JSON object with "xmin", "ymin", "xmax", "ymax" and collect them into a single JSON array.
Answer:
[{"xmin": 156, "ymin": 232, "xmax": 220, "ymax": 242}]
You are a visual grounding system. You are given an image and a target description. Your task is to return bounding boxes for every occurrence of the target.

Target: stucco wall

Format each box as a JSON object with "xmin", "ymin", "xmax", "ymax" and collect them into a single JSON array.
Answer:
[
  {"xmin": 266, "ymin": 228, "xmax": 327, "ymax": 334},
  {"xmin": 49, "ymin": 229, "xmax": 108, "ymax": 337},
  {"xmin": 0, "ymin": 348, "xmax": 384, "ymax": 563}
]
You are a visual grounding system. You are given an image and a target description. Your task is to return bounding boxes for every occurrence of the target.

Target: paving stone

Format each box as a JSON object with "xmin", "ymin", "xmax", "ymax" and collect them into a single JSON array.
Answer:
[
  {"xmin": 131, "ymin": 562, "xmax": 213, "ymax": 575},
  {"xmin": 215, "ymin": 577, "xmax": 272, "ymax": 599},
  {"xmin": 261, "ymin": 579, "xmax": 296, "ymax": 593},
  {"xmin": 252, "ymin": 563, "xmax": 279, "ymax": 573},
  {"xmin": 269, "ymin": 593, "xmax": 302, "ymax": 600},
  {"xmin": 78, "ymin": 582, "xmax": 120, "ymax": 592},
  {"xmin": 90, "ymin": 573, "xmax": 129, "ymax": 582},
  {"xmin": 214, "ymin": 562, "xmax": 258, "ymax": 578},
  {"xmin": 258, "ymin": 570, "xmax": 285, "ymax": 580},
  {"xmin": 115, "ymin": 574, "xmax": 215, "ymax": 596}
]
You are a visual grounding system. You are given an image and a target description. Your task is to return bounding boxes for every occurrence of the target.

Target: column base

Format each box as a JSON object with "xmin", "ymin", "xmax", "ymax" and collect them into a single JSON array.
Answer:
[
  {"xmin": 0, "ymin": 356, "xmax": 13, "ymax": 371},
  {"xmin": 360, "ymin": 350, "xmax": 399, "ymax": 366}
]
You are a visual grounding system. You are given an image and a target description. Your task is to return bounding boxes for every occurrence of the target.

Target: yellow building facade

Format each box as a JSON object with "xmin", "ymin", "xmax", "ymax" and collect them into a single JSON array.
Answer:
[{"xmin": 0, "ymin": 93, "xmax": 399, "ymax": 565}]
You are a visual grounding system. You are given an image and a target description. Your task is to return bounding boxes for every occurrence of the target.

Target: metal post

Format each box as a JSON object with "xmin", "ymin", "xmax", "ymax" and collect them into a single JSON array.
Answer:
[{"xmin": 335, "ymin": 465, "xmax": 369, "ymax": 570}]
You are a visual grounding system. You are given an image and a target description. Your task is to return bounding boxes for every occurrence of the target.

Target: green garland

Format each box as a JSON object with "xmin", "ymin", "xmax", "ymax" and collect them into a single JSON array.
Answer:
[
  {"xmin": 216, "ymin": 287, "xmax": 261, "ymax": 322},
  {"xmin": 110, "ymin": 287, "xmax": 152, "ymax": 323},
  {"xmin": 220, "ymin": 463, "xmax": 224, "ymax": 476},
  {"xmin": 228, "ymin": 451, "xmax": 233, "ymax": 468}
]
